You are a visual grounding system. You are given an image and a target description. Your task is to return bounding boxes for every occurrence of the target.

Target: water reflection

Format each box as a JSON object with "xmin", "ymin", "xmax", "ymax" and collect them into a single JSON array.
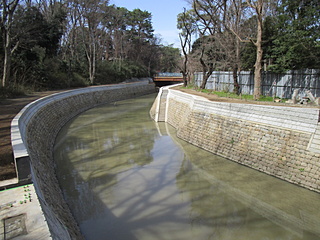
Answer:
[{"xmin": 54, "ymin": 94, "xmax": 320, "ymax": 240}]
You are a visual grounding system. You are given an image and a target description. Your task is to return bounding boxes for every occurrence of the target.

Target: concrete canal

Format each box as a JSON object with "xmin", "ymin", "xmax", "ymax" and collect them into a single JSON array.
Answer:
[{"xmin": 54, "ymin": 94, "xmax": 320, "ymax": 240}]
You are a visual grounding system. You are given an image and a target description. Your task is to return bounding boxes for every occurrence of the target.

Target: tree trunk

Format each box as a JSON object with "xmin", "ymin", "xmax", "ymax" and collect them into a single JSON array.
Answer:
[
  {"xmin": 253, "ymin": 0, "xmax": 263, "ymax": 100},
  {"xmin": 2, "ymin": 32, "xmax": 11, "ymax": 88},
  {"xmin": 200, "ymin": 70, "xmax": 208, "ymax": 89},
  {"xmin": 87, "ymin": 41, "xmax": 96, "ymax": 85},
  {"xmin": 182, "ymin": 72, "xmax": 188, "ymax": 87},
  {"xmin": 182, "ymin": 49, "xmax": 188, "ymax": 87},
  {"xmin": 88, "ymin": 54, "xmax": 93, "ymax": 84},
  {"xmin": 232, "ymin": 66, "xmax": 240, "ymax": 95},
  {"xmin": 253, "ymin": 41, "xmax": 262, "ymax": 100},
  {"xmin": 199, "ymin": 47, "xmax": 213, "ymax": 89},
  {"xmin": 179, "ymin": 32, "xmax": 189, "ymax": 88},
  {"xmin": 92, "ymin": 42, "xmax": 96, "ymax": 84},
  {"xmin": 1, "ymin": 0, "xmax": 20, "ymax": 88},
  {"xmin": 233, "ymin": 33, "xmax": 241, "ymax": 95}
]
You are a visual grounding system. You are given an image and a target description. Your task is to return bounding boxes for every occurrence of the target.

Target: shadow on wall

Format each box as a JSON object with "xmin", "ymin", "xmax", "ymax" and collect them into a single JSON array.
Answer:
[{"xmin": 11, "ymin": 81, "xmax": 156, "ymax": 239}]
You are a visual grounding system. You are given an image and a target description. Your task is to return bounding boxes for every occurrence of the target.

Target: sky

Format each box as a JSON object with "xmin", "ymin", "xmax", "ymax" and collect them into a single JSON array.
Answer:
[{"xmin": 109, "ymin": 0, "xmax": 190, "ymax": 48}]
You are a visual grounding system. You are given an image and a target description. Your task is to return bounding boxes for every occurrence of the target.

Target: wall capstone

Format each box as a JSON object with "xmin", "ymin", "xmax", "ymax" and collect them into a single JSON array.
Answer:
[
  {"xmin": 12, "ymin": 81, "xmax": 156, "ymax": 239},
  {"xmin": 151, "ymin": 85, "xmax": 320, "ymax": 193}
]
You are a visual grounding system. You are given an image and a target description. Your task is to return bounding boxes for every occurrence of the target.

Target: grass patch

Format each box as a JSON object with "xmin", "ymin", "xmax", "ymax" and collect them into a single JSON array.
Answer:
[
  {"xmin": 213, "ymin": 91, "xmax": 254, "ymax": 100},
  {"xmin": 180, "ymin": 86, "xmax": 281, "ymax": 102},
  {"xmin": 182, "ymin": 85, "xmax": 196, "ymax": 90}
]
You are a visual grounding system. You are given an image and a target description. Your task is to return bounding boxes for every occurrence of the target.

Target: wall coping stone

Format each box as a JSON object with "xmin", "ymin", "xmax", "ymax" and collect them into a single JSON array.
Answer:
[
  {"xmin": 11, "ymin": 81, "xmax": 152, "ymax": 160},
  {"xmin": 153, "ymin": 84, "xmax": 320, "ymax": 193},
  {"xmin": 10, "ymin": 80, "xmax": 155, "ymax": 239}
]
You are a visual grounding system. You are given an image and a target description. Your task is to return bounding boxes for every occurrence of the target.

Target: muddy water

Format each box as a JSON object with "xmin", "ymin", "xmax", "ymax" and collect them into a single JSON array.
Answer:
[{"xmin": 54, "ymin": 94, "xmax": 320, "ymax": 240}]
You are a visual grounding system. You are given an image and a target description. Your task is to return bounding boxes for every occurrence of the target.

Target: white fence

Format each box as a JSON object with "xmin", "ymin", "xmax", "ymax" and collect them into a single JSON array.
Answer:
[{"xmin": 194, "ymin": 69, "xmax": 320, "ymax": 99}]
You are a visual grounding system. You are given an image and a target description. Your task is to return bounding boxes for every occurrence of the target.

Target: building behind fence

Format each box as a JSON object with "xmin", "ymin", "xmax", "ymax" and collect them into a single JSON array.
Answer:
[{"xmin": 194, "ymin": 69, "xmax": 320, "ymax": 99}]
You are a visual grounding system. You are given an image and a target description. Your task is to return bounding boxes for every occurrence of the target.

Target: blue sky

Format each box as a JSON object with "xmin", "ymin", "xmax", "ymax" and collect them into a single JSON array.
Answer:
[{"xmin": 110, "ymin": 0, "xmax": 190, "ymax": 48}]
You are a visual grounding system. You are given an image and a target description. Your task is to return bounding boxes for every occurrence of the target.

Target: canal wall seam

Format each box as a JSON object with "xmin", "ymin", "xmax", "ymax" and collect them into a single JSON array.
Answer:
[
  {"xmin": 11, "ymin": 81, "xmax": 156, "ymax": 240},
  {"xmin": 151, "ymin": 86, "xmax": 320, "ymax": 193}
]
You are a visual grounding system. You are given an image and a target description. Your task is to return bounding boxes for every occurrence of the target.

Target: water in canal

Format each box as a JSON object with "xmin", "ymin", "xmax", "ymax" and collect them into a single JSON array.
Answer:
[{"xmin": 54, "ymin": 94, "xmax": 320, "ymax": 240}]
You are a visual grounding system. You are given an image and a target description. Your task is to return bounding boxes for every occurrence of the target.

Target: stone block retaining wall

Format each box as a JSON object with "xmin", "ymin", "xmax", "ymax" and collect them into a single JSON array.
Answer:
[
  {"xmin": 151, "ymin": 85, "xmax": 320, "ymax": 193},
  {"xmin": 12, "ymin": 81, "xmax": 155, "ymax": 239}
]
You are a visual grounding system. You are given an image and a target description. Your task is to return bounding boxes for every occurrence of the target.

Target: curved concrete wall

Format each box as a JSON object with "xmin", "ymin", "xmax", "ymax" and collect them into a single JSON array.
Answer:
[
  {"xmin": 151, "ymin": 85, "xmax": 320, "ymax": 193},
  {"xmin": 11, "ymin": 81, "xmax": 156, "ymax": 239}
]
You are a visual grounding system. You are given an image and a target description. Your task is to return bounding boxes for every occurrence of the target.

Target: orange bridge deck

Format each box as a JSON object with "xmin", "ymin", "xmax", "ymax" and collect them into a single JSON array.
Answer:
[{"xmin": 153, "ymin": 76, "xmax": 183, "ymax": 82}]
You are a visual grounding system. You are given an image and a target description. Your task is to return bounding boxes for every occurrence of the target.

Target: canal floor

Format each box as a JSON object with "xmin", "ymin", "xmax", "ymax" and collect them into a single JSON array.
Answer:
[{"xmin": 54, "ymin": 94, "xmax": 320, "ymax": 240}]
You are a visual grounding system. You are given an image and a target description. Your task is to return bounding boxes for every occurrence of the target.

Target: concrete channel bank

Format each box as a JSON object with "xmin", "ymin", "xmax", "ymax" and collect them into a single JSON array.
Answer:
[
  {"xmin": 150, "ymin": 85, "xmax": 320, "ymax": 193},
  {"xmin": 9, "ymin": 81, "xmax": 155, "ymax": 239}
]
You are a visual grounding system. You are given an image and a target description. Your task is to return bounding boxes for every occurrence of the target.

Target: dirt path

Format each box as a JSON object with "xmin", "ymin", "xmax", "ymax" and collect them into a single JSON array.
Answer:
[{"xmin": 0, "ymin": 91, "xmax": 62, "ymax": 181}]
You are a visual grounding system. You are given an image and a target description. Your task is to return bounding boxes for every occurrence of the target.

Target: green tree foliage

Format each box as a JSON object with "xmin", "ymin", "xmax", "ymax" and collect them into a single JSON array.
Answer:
[
  {"xmin": 4, "ymin": 3, "xmax": 68, "ymax": 90},
  {"xmin": 241, "ymin": 16, "xmax": 279, "ymax": 71},
  {"xmin": 125, "ymin": 9, "xmax": 155, "ymax": 69},
  {"xmin": 0, "ymin": 1, "xmax": 181, "ymax": 96},
  {"xmin": 157, "ymin": 45, "xmax": 181, "ymax": 73},
  {"xmin": 177, "ymin": 9, "xmax": 197, "ymax": 87},
  {"xmin": 267, "ymin": 0, "xmax": 320, "ymax": 72},
  {"xmin": 62, "ymin": 2, "xmax": 168, "ymax": 85}
]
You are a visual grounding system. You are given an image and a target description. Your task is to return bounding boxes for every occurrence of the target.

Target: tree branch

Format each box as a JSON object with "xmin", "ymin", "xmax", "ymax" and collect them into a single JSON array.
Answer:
[{"xmin": 228, "ymin": 27, "xmax": 251, "ymax": 43}]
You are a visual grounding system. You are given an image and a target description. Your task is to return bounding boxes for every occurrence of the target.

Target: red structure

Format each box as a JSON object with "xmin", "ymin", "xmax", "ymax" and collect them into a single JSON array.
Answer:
[{"xmin": 153, "ymin": 73, "xmax": 183, "ymax": 87}]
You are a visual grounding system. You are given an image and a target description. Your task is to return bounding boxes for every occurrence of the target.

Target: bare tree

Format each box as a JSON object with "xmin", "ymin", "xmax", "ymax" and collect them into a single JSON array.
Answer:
[
  {"xmin": 192, "ymin": 0, "xmax": 270, "ymax": 99},
  {"xmin": 0, "ymin": 0, "xmax": 19, "ymax": 87},
  {"xmin": 77, "ymin": 0, "xmax": 97, "ymax": 84},
  {"xmin": 193, "ymin": 0, "xmax": 219, "ymax": 89},
  {"xmin": 222, "ymin": 0, "xmax": 244, "ymax": 94},
  {"xmin": 177, "ymin": 9, "xmax": 195, "ymax": 87},
  {"xmin": 69, "ymin": 0, "xmax": 107, "ymax": 85},
  {"xmin": 104, "ymin": 6, "xmax": 127, "ymax": 63},
  {"xmin": 198, "ymin": 40, "xmax": 215, "ymax": 89},
  {"xmin": 193, "ymin": 0, "xmax": 243, "ymax": 93},
  {"xmin": 246, "ymin": 0, "xmax": 264, "ymax": 100},
  {"xmin": 179, "ymin": 33, "xmax": 189, "ymax": 87},
  {"xmin": 222, "ymin": 0, "xmax": 266, "ymax": 99}
]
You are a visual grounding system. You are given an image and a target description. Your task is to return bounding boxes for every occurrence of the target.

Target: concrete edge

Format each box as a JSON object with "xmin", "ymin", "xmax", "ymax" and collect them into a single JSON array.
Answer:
[{"xmin": 5, "ymin": 80, "xmax": 155, "ymax": 239}]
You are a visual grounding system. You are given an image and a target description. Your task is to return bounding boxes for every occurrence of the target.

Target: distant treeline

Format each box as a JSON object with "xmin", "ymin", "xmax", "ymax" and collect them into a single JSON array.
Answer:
[
  {"xmin": 1, "ymin": 0, "xmax": 319, "ymax": 99},
  {"xmin": 0, "ymin": 0, "xmax": 182, "ymax": 97}
]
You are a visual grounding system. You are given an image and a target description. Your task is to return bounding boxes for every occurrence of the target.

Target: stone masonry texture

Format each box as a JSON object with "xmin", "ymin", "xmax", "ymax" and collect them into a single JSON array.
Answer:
[
  {"xmin": 151, "ymin": 87, "xmax": 320, "ymax": 193},
  {"xmin": 13, "ymin": 81, "xmax": 156, "ymax": 240}
]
